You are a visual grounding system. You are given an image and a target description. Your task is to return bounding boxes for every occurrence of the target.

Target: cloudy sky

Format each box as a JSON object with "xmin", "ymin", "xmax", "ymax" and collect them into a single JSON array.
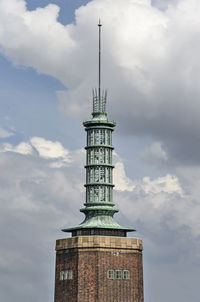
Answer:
[{"xmin": 0, "ymin": 0, "xmax": 200, "ymax": 301}]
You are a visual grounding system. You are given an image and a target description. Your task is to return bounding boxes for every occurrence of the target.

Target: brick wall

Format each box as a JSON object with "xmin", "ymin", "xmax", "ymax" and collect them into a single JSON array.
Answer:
[{"xmin": 54, "ymin": 236, "xmax": 144, "ymax": 302}]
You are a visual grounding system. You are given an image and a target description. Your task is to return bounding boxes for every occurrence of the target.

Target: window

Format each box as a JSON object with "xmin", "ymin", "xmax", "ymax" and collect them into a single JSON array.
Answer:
[
  {"xmin": 99, "ymin": 167, "xmax": 105, "ymax": 182},
  {"xmin": 115, "ymin": 270, "xmax": 122, "ymax": 280},
  {"xmin": 89, "ymin": 168, "xmax": 94, "ymax": 183},
  {"xmin": 59, "ymin": 271, "xmax": 65, "ymax": 280},
  {"xmin": 67, "ymin": 270, "xmax": 73, "ymax": 280},
  {"xmin": 94, "ymin": 130, "xmax": 99, "ymax": 144},
  {"xmin": 100, "ymin": 130, "xmax": 104, "ymax": 144},
  {"xmin": 123, "ymin": 270, "xmax": 130, "ymax": 280},
  {"xmin": 105, "ymin": 167, "xmax": 109, "ymax": 182},
  {"xmin": 105, "ymin": 187, "xmax": 109, "ymax": 202},
  {"xmin": 108, "ymin": 187, "xmax": 111, "ymax": 202},
  {"xmin": 109, "ymin": 150, "xmax": 112, "ymax": 164},
  {"xmin": 107, "ymin": 270, "xmax": 114, "ymax": 279},
  {"xmin": 107, "ymin": 130, "xmax": 111, "ymax": 145},
  {"xmin": 94, "ymin": 168, "xmax": 99, "ymax": 182},
  {"xmin": 99, "ymin": 148, "xmax": 104, "ymax": 163},
  {"xmin": 89, "ymin": 187, "xmax": 93, "ymax": 202},
  {"xmin": 106, "ymin": 149, "xmax": 109, "ymax": 163},
  {"xmin": 94, "ymin": 187, "xmax": 99, "ymax": 202},
  {"xmin": 107, "ymin": 269, "xmax": 130, "ymax": 280},
  {"xmin": 100, "ymin": 186, "xmax": 105, "ymax": 201},
  {"xmin": 90, "ymin": 150, "xmax": 94, "ymax": 164},
  {"xmin": 60, "ymin": 270, "xmax": 73, "ymax": 280},
  {"xmin": 94, "ymin": 149, "xmax": 99, "ymax": 163}
]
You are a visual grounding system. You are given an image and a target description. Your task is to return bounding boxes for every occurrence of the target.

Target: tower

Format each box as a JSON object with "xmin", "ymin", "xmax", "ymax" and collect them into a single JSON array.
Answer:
[{"xmin": 54, "ymin": 22, "xmax": 144, "ymax": 302}]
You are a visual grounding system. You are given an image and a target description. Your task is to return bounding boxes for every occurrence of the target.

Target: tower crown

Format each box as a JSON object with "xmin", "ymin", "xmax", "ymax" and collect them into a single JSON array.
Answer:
[
  {"xmin": 62, "ymin": 22, "xmax": 135, "ymax": 236},
  {"xmin": 92, "ymin": 89, "xmax": 107, "ymax": 115}
]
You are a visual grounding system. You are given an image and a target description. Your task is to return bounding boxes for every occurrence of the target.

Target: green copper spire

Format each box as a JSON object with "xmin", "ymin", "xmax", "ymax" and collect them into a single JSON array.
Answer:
[{"xmin": 62, "ymin": 22, "xmax": 135, "ymax": 237}]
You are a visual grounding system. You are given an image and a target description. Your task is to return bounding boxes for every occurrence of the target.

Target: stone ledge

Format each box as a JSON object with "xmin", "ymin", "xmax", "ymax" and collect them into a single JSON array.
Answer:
[{"xmin": 56, "ymin": 236, "xmax": 143, "ymax": 251}]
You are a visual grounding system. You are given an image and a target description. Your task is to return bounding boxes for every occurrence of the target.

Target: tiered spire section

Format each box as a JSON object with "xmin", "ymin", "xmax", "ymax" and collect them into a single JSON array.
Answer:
[{"xmin": 62, "ymin": 22, "xmax": 135, "ymax": 237}]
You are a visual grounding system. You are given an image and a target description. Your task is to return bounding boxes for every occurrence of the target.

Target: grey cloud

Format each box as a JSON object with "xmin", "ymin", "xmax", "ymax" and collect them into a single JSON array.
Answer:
[{"xmin": 151, "ymin": 0, "xmax": 180, "ymax": 10}]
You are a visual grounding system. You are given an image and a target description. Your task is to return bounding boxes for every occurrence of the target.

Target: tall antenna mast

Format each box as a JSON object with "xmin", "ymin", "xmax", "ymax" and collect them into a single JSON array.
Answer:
[{"xmin": 98, "ymin": 19, "xmax": 102, "ymax": 101}]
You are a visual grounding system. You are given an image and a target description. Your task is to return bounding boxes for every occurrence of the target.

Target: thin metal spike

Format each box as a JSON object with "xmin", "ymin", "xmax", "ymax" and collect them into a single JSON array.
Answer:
[{"xmin": 98, "ymin": 20, "xmax": 102, "ymax": 101}]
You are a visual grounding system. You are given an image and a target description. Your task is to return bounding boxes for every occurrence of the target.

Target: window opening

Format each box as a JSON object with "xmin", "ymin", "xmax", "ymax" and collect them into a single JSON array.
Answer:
[
  {"xmin": 60, "ymin": 270, "xmax": 73, "ymax": 280},
  {"xmin": 107, "ymin": 270, "xmax": 114, "ymax": 279},
  {"xmin": 115, "ymin": 270, "xmax": 122, "ymax": 280},
  {"xmin": 123, "ymin": 270, "xmax": 130, "ymax": 280}
]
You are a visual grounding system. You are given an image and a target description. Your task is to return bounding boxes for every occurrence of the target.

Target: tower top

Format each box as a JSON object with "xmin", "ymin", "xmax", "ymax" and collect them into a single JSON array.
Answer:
[{"xmin": 62, "ymin": 22, "xmax": 135, "ymax": 236}]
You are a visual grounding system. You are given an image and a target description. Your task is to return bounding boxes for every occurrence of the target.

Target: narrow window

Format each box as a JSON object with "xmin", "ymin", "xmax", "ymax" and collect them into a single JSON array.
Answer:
[
  {"xmin": 94, "ymin": 149, "xmax": 99, "ymax": 163},
  {"xmin": 105, "ymin": 129, "xmax": 108, "ymax": 145},
  {"xmin": 109, "ymin": 149, "xmax": 112, "ymax": 164},
  {"xmin": 99, "ymin": 167, "xmax": 105, "ymax": 182},
  {"xmin": 99, "ymin": 148, "xmax": 103, "ymax": 163},
  {"xmin": 88, "ymin": 130, "xmax": 90, "ymax": 145},
  {"xmin": 115, "ymin": 270, "xmax": 122, "ymax": 280},
  {"xmin": 106, "ymin": 149, "xmax": 109, "ymax": 163},
  {"xmin": 94, "ymin": 187, "xmax": 99, "ymax": 202},
  {"xmin": 100, "ymin": 130, "xmax": 103, "ymax": 144},
  {"xmin": 86, "ymin": 188, "xmax": 89, "ymax": 203},
  {"xmin": 109, "ymin": 168, "xmax": 111, "ymax": 183},
  {"xmin": 94, "ymin": 130, "xmax": 99, "ymax": 144},
  {"xmin": 104, "ymin": 149, "xmax": 106, "ymax": 163},
  {"xmin": 107, "ymin": 130, "xmax": 111, "ymax": 145},
  {"xmin": 91, "ymin": 130, "xmax": 94, "ymax": 145},
  {"xmin": 68, "ymin": 270, "xmax": 73, "ymax": 280},
  {"xmin": 90, "ymin": 168, "xmax": 94, "ymax": 183},
  {"xmin": 64, "ymin": 270, "xmax": 68, "ymax": 280},
  {"xmin": 94, "ymin": 168, "xmax": 99, "ymax": 182},
  {"xmin": 123, "ymin": 270, "xmax": 130, "ymax": 280},
  {"xmin": 87, "ymin": 150, "xmax": 90, "ymax": 165},
  {"xmin": 100, "ymin": 186, "xmax": 103, "ymax": 201},
  {"xmin": 107, "ymin": 270, "xmax": 114, "ymax": 279},
  {"xmin": 102, "ymin": 129, "xmax": 105, "ymax": 144},
  {"xmin": 59, "ymin": 271, "xmax": 65, "ymax": 281},
  {"xmin": 89, "ymin": 187, "xmax": 93, "ymax": 202},
  {"xmin": 108, "ymin": 187, "xmax": 111, "ymax": 202}
]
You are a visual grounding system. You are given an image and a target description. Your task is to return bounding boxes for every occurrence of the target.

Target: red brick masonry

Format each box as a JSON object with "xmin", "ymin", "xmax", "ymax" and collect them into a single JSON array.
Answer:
[{"xmin": 54, "ymin": 236, "xmax": 144, "ymax": 302}]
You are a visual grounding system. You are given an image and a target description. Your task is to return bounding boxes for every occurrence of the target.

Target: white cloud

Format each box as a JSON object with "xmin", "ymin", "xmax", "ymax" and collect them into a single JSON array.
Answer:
[
  {"xmin": 1, "ymin": 142, "xmax": 33, "ymax": 155},
  {"xmin": 0, "ymin": 137, "xmax": 72, "ymax": 167},
  {"xmin": 0, "ymin": 127, "xmax": 14, "ymax": 138},
  {"xmin": 114, "ymin": 161, "xmax": 135, "ymax": 191},
  {"xmin": 142, "ymin": 174, "xmax": 182, "ymax": 195},
  {"xmin": 0, "ymin": 0, "xmax": 75, "ymax": 83},
  {"xmin": 30, "ymin": 136, "xmax": 70, "ymax": 161}
]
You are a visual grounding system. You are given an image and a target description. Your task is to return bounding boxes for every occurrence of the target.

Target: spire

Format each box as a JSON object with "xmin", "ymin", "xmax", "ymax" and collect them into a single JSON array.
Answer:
[
  {"xmin": 92, "ymin": 21, "xmax": 107, "ymax": 117},
  {"xmin": 98, "ymin": 19, "xmax": 102, "ymax": 101},
  {"xmin": 62, "ymin": 21, "xmax": 135, "ymax": 237}
]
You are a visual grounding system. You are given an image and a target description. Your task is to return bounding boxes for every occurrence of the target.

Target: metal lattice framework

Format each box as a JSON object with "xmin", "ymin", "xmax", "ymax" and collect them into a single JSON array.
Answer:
[
  {"xmin": 92, "ymin": 89, "xmax": 107, "ymax": 113},
  {"xmin": 85, "ymin": 93, "xmax": 114, "ymax": 206}
]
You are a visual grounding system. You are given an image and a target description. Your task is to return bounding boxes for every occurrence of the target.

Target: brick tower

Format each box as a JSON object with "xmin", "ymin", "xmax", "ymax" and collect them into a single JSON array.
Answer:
[{"xmin": 54, "ymin": 21, "xmax": 144, "ymax": 302}]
